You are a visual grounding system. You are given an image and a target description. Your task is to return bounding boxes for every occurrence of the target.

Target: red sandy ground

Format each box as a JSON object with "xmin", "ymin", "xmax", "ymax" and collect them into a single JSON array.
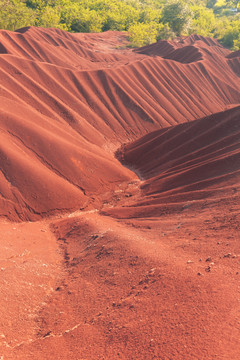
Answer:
[{"xmin": 0, "ymin": 28, "xmax": 239, "ymax": 359}]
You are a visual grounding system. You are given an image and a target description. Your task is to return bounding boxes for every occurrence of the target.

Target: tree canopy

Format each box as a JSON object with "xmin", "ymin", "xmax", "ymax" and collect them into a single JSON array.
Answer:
[
  {"xmin": 0, "ymin": 0, "xmax": 240, "ymax": 49},
  {"xmin": 162, "ymin": 1, "xmax": 193, "ymax": 36}
]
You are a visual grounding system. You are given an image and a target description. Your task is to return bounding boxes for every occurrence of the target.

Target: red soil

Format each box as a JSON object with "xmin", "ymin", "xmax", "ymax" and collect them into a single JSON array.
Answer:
[
  {"xmin": 0, "ymin": 28, "xmax": 239, "ymax": 359},
  {"xmin": 1, "ymin": 27, "xmax": 240, "ymax": 220},
  {"xmin": 108, "ymin": 106, "xmax": 240, "ymax": 219}
]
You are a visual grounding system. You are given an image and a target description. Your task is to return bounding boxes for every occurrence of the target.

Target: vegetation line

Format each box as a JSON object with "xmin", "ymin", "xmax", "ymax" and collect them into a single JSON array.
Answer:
[{"xmin": 0, "ymin": 0, "xmax": 240, "ymax": 49}]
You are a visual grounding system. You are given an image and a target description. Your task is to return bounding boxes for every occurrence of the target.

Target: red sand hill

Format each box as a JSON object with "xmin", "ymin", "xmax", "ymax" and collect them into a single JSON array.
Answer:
[
  {"xmin": 1, "ymin": 27, "xmax": 240, "ymax": 220},
  {"xmin": 108, "ymin": 106, "xmax": 240, "ymax": 218},
  {"xmin": 0, "ymin": 28, "xmax": 240, "ymax": 360}
]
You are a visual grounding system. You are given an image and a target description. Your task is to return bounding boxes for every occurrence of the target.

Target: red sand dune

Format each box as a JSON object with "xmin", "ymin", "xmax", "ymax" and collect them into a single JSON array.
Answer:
[
  {"xmin": 0, "ymin": 28, "xmax": 240, "ymax": 360},
  {"xmin": 1, "ymin": 27, "xmax": 240, "ymax": 220},
  {"xmin": 107, "ymin": 106, "xmax": 240, "ymax": 219}
]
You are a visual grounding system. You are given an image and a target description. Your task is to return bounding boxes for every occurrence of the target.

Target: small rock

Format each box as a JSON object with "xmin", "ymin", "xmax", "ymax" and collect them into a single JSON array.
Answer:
[
  {"xmin": 206, "ymin": 257, "xmax": 212, "ymax": 262},
  {"xmin": 148, "ymin": 268, "xmax": 156, "ymax": 274},
  {"xmin": 197, "ymin": 272, "xmax": 202, "ymax": 276},
  {"xmin": 223, "ymin": 253, "xmax": 231, "ymax": 258},
  {"xmin": 205, "ymin": 266, "xmax": 211, "ymax": 272},
  {"xmin": 187, "ymin": 260, "xmax": 193, "ymax": 264},
  {"xmin": 43, "ymin": 331, "xmax": 51, "ymax": 338}
]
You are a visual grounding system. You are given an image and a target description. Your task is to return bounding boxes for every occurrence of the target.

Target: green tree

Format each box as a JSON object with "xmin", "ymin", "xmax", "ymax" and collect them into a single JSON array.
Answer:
[
  {"xmin": 220, "ymin": 19, "xmax": 240, "ymax": 48},
  {"xmin": 228, "ymin": 0, "xmax": 240, "ymax": 8},
  {"xmin": 37, "ymin": 5, "xmax": 66, "ymax": 29},
  {"xmin": 161, "ymin": 0, "xmax": 193, "ymax": 36},
  {"xmin": 70, "ymin": 8, "xmax": 103, "ymax": 33},
  {"xmin": 102, "ymin": 1, "xmax": 140, "ymax": 31},
  {"xmin": 0, "ymin": 0, "xmax": 36, "ymax": 30},
  {"xmin": 128, "ymin": 22, "xmax": 159, "ymax": 47},
  {"xmin": 157, "ymin": 23, "xmax": 176, "ymax": 40},
  {"xmin": 207, "ymin": 0, "xmax": 217, "ymax": 8},
  {"xmin": 139, "ymin": 7, "xmax": 161, "ymax": 24},
  {"xmin": 190, "ymin": 5, "xmax": 216, "ymax": 36}
]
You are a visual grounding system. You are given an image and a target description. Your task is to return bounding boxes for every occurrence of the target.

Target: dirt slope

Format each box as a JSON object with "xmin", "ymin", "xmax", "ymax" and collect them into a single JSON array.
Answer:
[
  {"xmin": 1, "ymin": 27, "xmax": 240, "ymax": 220},
  {"xmin": 0, "ymin": 28, "xmax": 240, "ymax": 360},
  {"xmin": 2, "ymin": 203, "xmax": 239, "ymax": 360},
  {"xmin": 108, "ymin": 106, "xmax": 240, "ymax": 218}
]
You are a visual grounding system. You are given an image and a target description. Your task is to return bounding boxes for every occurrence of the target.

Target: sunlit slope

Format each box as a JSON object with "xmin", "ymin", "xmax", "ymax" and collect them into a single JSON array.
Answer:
[{"xmin": 0, "ymin": 27, "xmax": 240, "ymax": 220}]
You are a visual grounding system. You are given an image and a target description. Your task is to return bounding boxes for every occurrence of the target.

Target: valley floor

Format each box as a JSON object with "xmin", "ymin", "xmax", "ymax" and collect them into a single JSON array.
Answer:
[{"xmin": 0, "ymin": 190, "xmax": 239, "ymax": 359}]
